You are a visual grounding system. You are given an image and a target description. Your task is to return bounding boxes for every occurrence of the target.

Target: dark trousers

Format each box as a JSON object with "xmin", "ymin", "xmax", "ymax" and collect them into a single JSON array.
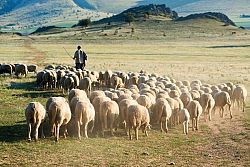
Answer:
[{"xmin": 75, "ymin": 63, "xmax": 82, "ymax": 70}]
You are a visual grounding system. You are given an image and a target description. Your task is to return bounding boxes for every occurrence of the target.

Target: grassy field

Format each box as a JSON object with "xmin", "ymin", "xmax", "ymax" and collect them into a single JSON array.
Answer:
[{"xmin": 0, "ymin": 19, "xmax": 250, "ymax": 166}]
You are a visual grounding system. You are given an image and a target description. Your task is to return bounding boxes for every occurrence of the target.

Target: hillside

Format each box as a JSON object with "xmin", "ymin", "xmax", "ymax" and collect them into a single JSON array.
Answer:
[
  {"xmin": 97, "ymin": 4, "xmax": 178, "ymax": 24},
  {"xmin": 0, "ymin": 0, "xmax": 110, "ymax": 34}
]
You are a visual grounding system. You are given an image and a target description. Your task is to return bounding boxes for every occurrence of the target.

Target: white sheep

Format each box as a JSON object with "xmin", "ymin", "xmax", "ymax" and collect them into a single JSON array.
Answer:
[
  {"xmin": 152, "ymin": 98, "xmax": 172, "ymax": 133},
  {"xmin": 99, "ymin": 100, "xmax": 119, "ymax": 136},
  {"xmin": 232, "ymin": 85, "xmax": 247, "ymax": 112},
  {"xmin": 79, "ymin": 77, "xmax": 92, "ymax": 97},
  {"xmin": 214, "ymin": 91, "xmax": 232, "ymax": 118},
  {"xmin": 127, "ymin": 104, "xmax": 150, "ymax": 140},
  {"xmin": 186, "ymin": 100, "xmax": 202, "ymax": 131},
  {"xmin": 25, "ymin": 102, "xmax": 46, "ymax": 142},
  {"xmin": 200, "ymin": 93, "xmax": 215, "ymax": 121},
  {"xmin": 48, "ymin": 99, "xmax": 71, "ymax": 142},
  {"xmin": 179, "ymin": 108, "xmax": 190, "ymax": 135},
  {"xmin": 75, "ymin": 100, "xmax": 95, "ymax": 139}
]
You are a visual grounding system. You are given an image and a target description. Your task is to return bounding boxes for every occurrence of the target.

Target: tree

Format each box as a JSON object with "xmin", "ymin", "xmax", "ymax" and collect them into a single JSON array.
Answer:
[
  {"xmin": 125, "ymin": 13, "xmax": 135, "ymax": 26},
  {"xmin": 77, "ymin": 18, "xmax": 91, "ymax": 28}
]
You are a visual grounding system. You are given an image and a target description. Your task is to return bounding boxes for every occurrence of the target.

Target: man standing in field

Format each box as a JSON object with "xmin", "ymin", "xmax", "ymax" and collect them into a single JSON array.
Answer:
[{"xmin": 73, "ymin": 45, "xmax": 87, "ymax": 70}]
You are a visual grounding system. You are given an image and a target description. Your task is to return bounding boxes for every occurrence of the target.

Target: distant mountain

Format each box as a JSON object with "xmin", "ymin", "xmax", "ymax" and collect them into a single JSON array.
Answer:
[
  {"xmin": 174, "ymin": 0, "xmax": 250, "ymax": 16},
  {"xmin": 97, "ymin": 4, "xmax": 178, "ymax": 24},
  {"xmin": 0, "ymin": 0, "xmax": 110, "ymax": 34},
  {"xmin": 177, "ymin": 12, "xmax": 236, "ymax": 26}
]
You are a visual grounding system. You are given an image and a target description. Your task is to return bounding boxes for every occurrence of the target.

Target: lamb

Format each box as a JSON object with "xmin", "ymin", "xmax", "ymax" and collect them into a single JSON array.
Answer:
[
  {"xmin": 179, "ymin": 109, "xmax": 190, "ymax": 135},
  {"xmin": 214, "ymin": 91, "xmax": 232, "ymax": 118},
  {"xmin": 75, "ymin": 101, "xmax": 95, "ymax": 139},
  {"xmin": 186, "ymin": 100, "xmax": 202, "ymax": 131},
  {"xmin": 199, "ymin": 93, "xmax": 215, "ymax": 121},
  {"xmin": 232, "ymin": 85, "xmax": 247, "ymax": 112},
  {"xmin": 152, "ymin": 98, "xmax": 172, "ymax": 133},
  {"xmin": 127, "ymin": 104, "xmax": 150, "ymax": 140},
  {"xmin": 15, "ymin": 64, "xmax": 28, "ymax": 78},
  {"xmin": 27, "ymin": 64, "xmax": 37, "ymax": 74},
  {"xmin": 48, "ymin": 99, "xmax": 71, "ymax": 142},
  {"xmin": 25, "ymin": 102, "xmax": 46, "ymax": 142},
  {"xmin": 79, "ymin": 77, "xmax": 92, "ymax": 97},
  {"xmin": 99, "ymin": 100, "xmax": 119, "ymax": 136}
]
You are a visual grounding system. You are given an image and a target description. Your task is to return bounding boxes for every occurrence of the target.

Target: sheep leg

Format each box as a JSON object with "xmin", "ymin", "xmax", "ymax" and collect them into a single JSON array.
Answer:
[
  {"xmin": 243, "ymin": 100, "xmax": 246, "ymax": 112},
  {"xmin": 89, "ymin": 120, "xmax": 95, "ymax": 134},
  {"xmin": 183, "ymin": 121, "xmax": 186, "ymax": 134},
  {"xmin": 27, "ymin": 123, "xmax": 32, "ymax": 142},
  {"xmin": 55, "ymin": 124, "xmax": 60, "ymax": 142},
  {"xmin": 110, "ymin": 115, "xmax": 114, "ymax": 136},
  {"xmin": 135, "ymin": 127, "xmax": 139, "ymax": 140},
  {"xmin": 34, "ymin": 121, "xmax": 41, "ymax": 142},
  {"xmin": 195, "ymin": 118, "xmax": 199, "ymax": 131},
  {"xmin": 128, "ymin": 126, "xmax": 132, "ymax": 140},
  {"xmin": 160, "ymin": 121, "xmax": 164, "ymax": 133},
  {"xmin": 228, "ymin": 104, "xmax": 232, "ymax": 119},
  {"xmin": 208, "ymin": 108, "xmax": 212, "ymax": 121},
  {"xmin": 77, "ymin": 121, "xmax": 81, "ymax": 140},
  {"xmin": 164, "ymin": 120, "xmax": 168, "ymax": 133},
  {"xmin": 40, "ymin": 122, "xmax": 45, "ymax": 139},
  {"xmin": 144, "ymin": 125, "xmax": 149, "ymax": 137},
  {"xmin": 84, "ymin": 123, "xmax": 88, "ymax": 138},
  {"xmin": 185, "ymin": 121, "xmax": 189, "ymax": 135},
  {"xmin": 192, "ymin": 119, "xmax": 195, "ymax": 131},
  {"xmin": 63, "ymin": 125, "xmax": 68, "ymax": 138}
]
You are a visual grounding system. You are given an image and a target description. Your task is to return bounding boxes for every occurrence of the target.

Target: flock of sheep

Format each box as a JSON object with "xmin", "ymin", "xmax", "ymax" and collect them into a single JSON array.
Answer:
[
  {"xmin": 24, "ymin": 65, "xmax": 248, "ymax": 142},
  {"xmin": 0, "ymin": 63, "xmax": 37, "ymax": 77}
]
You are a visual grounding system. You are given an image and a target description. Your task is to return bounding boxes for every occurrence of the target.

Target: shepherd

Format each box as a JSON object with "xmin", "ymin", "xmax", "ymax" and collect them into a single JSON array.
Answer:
[{"xmin": 73, "ymin": 45, "xmax": 87, "ymax": 70}]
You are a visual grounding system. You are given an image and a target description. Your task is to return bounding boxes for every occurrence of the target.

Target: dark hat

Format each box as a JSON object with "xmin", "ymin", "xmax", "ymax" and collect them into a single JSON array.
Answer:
[{"xmin": 77, "ymin": 46, "xmax": 81, "ymax": 49}]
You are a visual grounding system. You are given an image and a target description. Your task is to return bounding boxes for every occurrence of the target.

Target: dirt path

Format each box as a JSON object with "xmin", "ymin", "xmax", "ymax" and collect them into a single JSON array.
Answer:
[
  {"xmin": 196, "ymin": 107, "xmax": 250, "ymax": 166},
  {"xmin": 23, "ymin": 37, "xmax": 46, "ymax": 64}
]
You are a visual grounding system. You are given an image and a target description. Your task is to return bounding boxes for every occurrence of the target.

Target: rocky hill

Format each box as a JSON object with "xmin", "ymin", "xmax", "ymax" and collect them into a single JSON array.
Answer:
[
  {"xmin": 177, "ymin": 12, "xmax": 236, "ymax": 26},
  {"xmin": 97, "ymin": 4, "xmax": 178, "ymax": 24}
]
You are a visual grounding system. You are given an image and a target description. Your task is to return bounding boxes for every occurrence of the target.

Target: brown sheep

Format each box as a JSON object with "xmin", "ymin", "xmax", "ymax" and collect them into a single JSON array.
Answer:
[
  {"xmin": 25, "ymin": 102, "xmax": 46, "ymax": 142},
  {"xmin": 214, "ymin": 91, "xmax": 232, "ymax": 118},
  {"xmin": 127, "ymin": 104, "xmax": 150, "ymax": 140}
]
